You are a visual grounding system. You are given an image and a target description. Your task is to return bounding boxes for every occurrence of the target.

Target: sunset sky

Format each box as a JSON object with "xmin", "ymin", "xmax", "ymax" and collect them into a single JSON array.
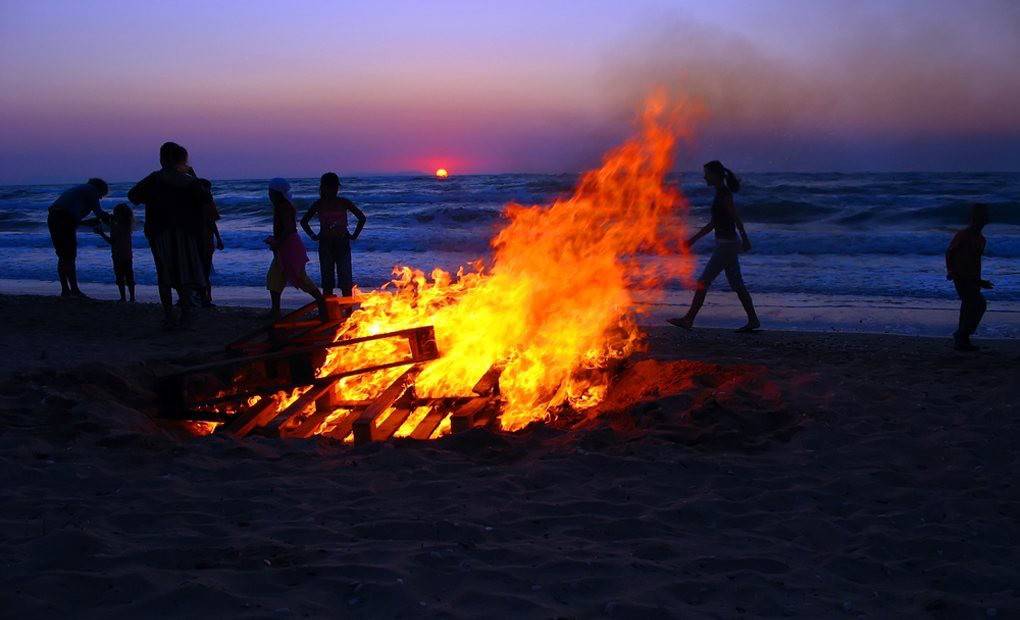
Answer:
[{"xmin": 1, "ymin": 0, "xmax": 1018, "ymax": 183}]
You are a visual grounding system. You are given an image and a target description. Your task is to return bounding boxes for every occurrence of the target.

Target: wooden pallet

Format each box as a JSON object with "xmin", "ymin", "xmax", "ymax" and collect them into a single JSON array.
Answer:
[
  {"xmin": 269, "ymin": 363, "xmax": 503, "ymax": 443},
  {"xmin": 157, "ymin": 325, "xmax": 439, "ymax": 413},
  {"xmin": 226, "ymin": 296, "xmax": 359, "ymax": 355},
  {"xmin": 157, "ymin": 308, "xmax": 505, "ymax": 442}
]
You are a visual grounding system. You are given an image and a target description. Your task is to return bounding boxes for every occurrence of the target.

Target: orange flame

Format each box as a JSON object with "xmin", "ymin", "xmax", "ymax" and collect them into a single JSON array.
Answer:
[{"xmin": 316, "ymin": 93, "xmax": 697, "ymax": 433}]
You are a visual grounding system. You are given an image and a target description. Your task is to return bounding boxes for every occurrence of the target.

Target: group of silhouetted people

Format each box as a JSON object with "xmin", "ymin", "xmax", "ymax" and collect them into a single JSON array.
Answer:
[
  {"xmin": 47, "ymin": 141, "xmax": 366, "ymax": 330},
  {"xmin": 49, "ymin": 149, "xmax": 992, "ymax": 349}
]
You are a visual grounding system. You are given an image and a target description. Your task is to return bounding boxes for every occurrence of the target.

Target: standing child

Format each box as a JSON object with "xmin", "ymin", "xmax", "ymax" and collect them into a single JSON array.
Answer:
[
  {"xmin": 300, "ymin": 172, "xmax": 366, "ymax": 297},
  {"xmin": 946, "ymin": 203, "xmax": 992, "ymax": 351},
  {"xmin": 265, "ymin": 178, "xmax": 328, "ymax": 320},
  {"xmin": 95, "ymin": 203, "xmax": 136, "ymax": 302},
  {"xmin": 197, "ymin": 178, "xmax": 224, "ymax": 307}
]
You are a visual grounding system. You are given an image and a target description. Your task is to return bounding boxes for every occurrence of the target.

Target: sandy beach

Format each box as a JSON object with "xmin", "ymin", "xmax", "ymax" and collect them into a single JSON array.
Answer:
[
  {"xmin": 4, "ymin": 0, "xmax": 1019, "ymax": 616},
  {"xmin": 0, "ymin": 293, "xmax": 1017, "ymax": 617}
]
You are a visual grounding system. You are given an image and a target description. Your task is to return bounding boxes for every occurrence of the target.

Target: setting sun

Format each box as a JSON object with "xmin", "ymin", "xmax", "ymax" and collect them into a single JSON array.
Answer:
[{"xmin": 435, "ymin": 168, "xmax": 449, "ymax": 178}]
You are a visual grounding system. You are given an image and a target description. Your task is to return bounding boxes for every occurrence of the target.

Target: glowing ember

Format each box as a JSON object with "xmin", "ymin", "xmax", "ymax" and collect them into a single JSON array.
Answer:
[
  {"xmin": 315, "ymin": 93, "xmax": 697, "ymax": 433},
  {"xmin": 435, "ymin": 168, "xmax": 449, "ymax": 178}
]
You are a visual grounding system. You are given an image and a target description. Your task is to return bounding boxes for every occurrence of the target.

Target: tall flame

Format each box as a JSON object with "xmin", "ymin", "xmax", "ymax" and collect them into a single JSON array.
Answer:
[{"xmin": 320, "ymin": 93, "xmax": 696, "ymax": 432}]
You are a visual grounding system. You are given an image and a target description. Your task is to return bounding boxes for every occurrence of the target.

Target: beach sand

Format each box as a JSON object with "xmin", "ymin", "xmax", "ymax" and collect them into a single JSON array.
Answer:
[{"xmin": 1, "ymin": 294, "xmax": 1018, "ymax": 617}]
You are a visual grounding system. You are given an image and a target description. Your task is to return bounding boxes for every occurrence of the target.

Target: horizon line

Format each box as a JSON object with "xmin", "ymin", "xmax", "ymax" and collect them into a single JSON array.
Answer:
[{"xmin": 4, "ymin": 169, "xmax": 1020, "ymax": 188}]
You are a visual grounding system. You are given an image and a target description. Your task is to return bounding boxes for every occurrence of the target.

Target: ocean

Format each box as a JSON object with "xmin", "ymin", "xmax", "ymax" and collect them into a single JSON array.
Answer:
[{"xmin": 1, "ymin": 173, "xmax": 1018, "ymax": 335}]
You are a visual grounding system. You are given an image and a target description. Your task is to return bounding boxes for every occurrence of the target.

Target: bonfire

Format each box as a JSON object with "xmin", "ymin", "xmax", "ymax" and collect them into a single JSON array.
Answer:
[{"xmin": 160, "ymin": 94, "xmax": 697, "ymax": 442}]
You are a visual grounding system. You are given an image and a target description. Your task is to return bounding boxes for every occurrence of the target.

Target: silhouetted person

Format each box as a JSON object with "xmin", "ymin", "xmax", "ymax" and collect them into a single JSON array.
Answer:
[
  {"xmin": 300, "ymin": 172, "xmax": 366, "ymax": 297},
  {"xmin": 946, "ymin": 203, "xmax": 992, "ymax": 351},
  {"xmin": 128, "ymin": 142, "xmax": 210, "ymax": 329},
  {"xmin": 196, "ymin": 178, "xmax": 224, "ymax": 307},
  {"xmin": 669, "ymin": 161, "xmax": 760, "ymax": 333},
  {"xmin": 265, "ymin": 178, "xmax": 328, "ymax": 320},
  {"xmin": 94, "ymin": 203, "xmax": 136, "ymax": 302},
  {"xmin": 47, "ymin": 178, "xmax": 110, "ymax": 297}
]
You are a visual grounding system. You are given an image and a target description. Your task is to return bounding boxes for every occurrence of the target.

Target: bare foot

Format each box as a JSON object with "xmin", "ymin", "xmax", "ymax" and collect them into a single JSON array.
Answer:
[
  {"xmin": 667, "ymin": 317, "xmax": 693, "ymax": 331},
  {"xmin": 953, "ymin": 338, "xmax": 978, "ymax": 352},
  {"xmin": 735, "ymin": 320, "xmax": 761, "ymax": 333}
]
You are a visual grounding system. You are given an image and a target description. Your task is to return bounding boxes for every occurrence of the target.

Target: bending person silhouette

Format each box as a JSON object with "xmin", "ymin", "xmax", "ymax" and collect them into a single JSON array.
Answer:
[
  {"xmin": 47, "ymin": 178, "xmax": 110, "ymax": 298},
  {"xmin": 946, "ymin": 203, "xmax": 992, "ymax": 351},
  {"xmin": 669, "ymin": 160, "xmax": 760, "ymax": 333}
]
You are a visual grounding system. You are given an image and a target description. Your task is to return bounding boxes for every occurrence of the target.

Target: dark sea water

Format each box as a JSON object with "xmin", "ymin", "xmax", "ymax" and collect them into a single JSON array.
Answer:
[{"xmin": 1, "ymin": 173, "xmax": 1018, "ymax": 303}]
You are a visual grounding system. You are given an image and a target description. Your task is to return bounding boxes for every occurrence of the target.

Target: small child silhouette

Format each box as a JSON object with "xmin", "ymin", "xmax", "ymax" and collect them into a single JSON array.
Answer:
[{"xmin": 95, "ymin": 203, "xmax": 136, "ymax": 302}]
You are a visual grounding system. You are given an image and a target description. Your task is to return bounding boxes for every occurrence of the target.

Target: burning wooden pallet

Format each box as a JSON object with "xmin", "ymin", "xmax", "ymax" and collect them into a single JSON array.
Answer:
[{"xmin": 157, "ymin": 297, "xmax": 503, "ymax": 443}]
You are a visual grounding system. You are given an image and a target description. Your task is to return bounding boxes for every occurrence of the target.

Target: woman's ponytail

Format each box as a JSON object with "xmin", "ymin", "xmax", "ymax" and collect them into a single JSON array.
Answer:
[
  {"xmin": 704, "ymin": 160, "xmax": 740, "ymax": 192},
  {"xmin": 723, "ymin": 167, "xmax": 741, "ymax": 193}
]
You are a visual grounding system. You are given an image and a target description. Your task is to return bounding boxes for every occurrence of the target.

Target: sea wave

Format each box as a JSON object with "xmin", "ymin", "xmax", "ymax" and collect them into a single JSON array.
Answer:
[
  {"xmin": 736, "ymin": 200, "xmax": 842, "ymax": 224},
  {"xmin": 410, "ymin": 206, "xmax": 503, "ymax": 224},
  {"xmin": 3, "ymin": 227, "xmax": 1017, "ymax": 259},
  {"xmin": 0, "ymin": 187, "xmax": 40, "ymax": 200},
  {"xmin": 881, "ymin": 201, "xmax": 1020, "ymax": 226},
  {"xmin": 2, "ymin": 173, "xmax": 1018, "ymax": 253}
]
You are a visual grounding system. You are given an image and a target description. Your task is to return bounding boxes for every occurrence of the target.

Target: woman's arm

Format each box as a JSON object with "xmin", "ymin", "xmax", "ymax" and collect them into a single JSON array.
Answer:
[
  {"xmin": 348, "ymin": 203, "xmax": 367, "ymax": 240},
  {"xmin": 94, "ymin": 225, "xmax": 112, "ymax": 245},
  {"xmin": 85, "ymin": 194, "xmax": 111, "ymax": 224},
  {"xmin": 686, "ymin": 222, "xmax": 715, "ymax": 247},
  {"xmin": 300, "ymin": 202, "xmax": 319, "ymax": 240},
  {"xmin": 127, "ymin": 174, "xmax": 152, "ymax": 206},
  {"xmin": 735, "ymin": 217, "xmax": 751, "ymax": 252}
]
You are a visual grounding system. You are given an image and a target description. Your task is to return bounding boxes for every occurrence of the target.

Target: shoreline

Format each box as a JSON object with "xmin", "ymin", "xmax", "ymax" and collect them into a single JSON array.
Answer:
[
  {"xmin": 1, "ymin": 291, "xmax": 1016, "ymax": 375},
  {"xmin": 4, "ymin": 278, "xmax": 1019, "ymax": 339}
]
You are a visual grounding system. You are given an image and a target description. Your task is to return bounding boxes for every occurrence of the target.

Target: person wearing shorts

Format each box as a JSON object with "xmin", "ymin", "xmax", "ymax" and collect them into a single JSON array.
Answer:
[
  {"xmin": 300, "ymin": 172, "xmax": 366, "ymax": 297},
  {"xmin": 47, "ymin": 178, "xmax": 110, "ymax": 297},
  {"xmin": 669, "ymin": 160, "xmax": 760, "ymax": 333}
]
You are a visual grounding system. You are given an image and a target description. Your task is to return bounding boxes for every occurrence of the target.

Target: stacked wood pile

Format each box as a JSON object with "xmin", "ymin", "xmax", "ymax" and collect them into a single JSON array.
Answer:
[{"xmin": 157, "ymin": 297, "xmax": 503, "ymax": 442}]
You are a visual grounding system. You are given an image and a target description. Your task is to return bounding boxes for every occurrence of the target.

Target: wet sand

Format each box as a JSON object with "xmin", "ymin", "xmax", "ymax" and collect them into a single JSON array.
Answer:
[
  {"xmin": 6, "ymin": 278, "xmax": 1020, "ymax": 338},
  {"xmin": 1, "ymin": 294, "xmax": 1018, "ymax": 618}
]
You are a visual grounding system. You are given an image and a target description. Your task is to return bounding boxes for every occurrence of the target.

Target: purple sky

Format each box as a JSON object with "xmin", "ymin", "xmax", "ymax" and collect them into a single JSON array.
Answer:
[{"xmin": 1, "ymin": 0, "xmax": 1018, "ymax": 183}]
